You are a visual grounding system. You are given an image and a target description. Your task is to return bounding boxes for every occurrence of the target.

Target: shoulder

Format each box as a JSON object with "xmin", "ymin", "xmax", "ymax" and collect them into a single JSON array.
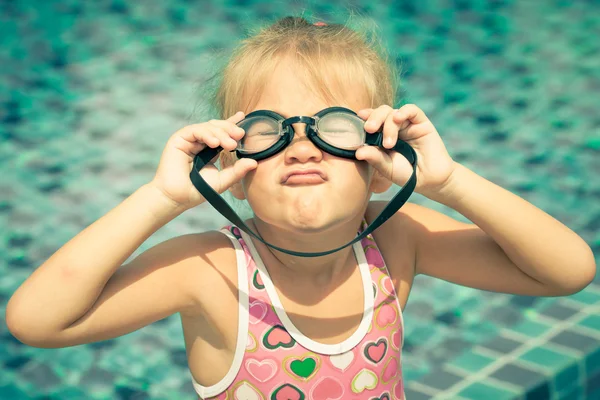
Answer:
[
  {"xmin": 166, "ymin": 229, "xmax": 240, "ymax": 317},
  {"xmin": 367, "ymin": 200, "xmax": 460, "ymax": 241},
  {"xmin": 366, "ymin": 200, "xmax": 424, "ymax": 251},
  {"xmin": 365, "ymin": 201, "xmax": 421, "ymax": 305},
  {"xmin": 366, "ymin": 201, "xmax": 458, "ymax": 306}
]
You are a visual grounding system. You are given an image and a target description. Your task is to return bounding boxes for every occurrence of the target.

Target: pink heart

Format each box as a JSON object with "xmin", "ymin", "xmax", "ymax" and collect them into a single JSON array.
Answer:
[
  {"xmin": 376, "ymin": 303, "xmax": 397, "ymax": 329},
  {"xmin": 249, "ymin": 300, "xmax": 267, "ymax": 324},
  {"xmin": 273, "ymin": 384, "xmax": 303, "ymax": 400},
  {"xmin": 366, "ymin": 340, "xmax": 387, "ymax": 363},
  {"xmin": 382, "ymin": 357, "xmax": 399, "ymax": 384},
  {"xmin": 394, "ymin": 380, "xmax": 404, "ymax": 399},
  {"xmin": 245, "ymin": 358, "xmax": 277, "ymax": 383},
  {"xmin": 310, "ymin": 376, "xmax": 344, "ymax": 400},
  {"xmin": 381, "ymin": 276, "xmax": 395, "ymax": 296},
  {"xmin": 391, "ymin": 329, "xmax": 401, "ymax": 350},
  {"xmin": 267, "ymin": 326, "xmax": 293, "ymax": 347}
]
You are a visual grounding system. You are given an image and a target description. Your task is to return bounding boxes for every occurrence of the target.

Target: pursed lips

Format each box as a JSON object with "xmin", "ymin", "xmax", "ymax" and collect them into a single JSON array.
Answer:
[{"xmin": 281, "ymin": 169, "xmax": 327, "ymax": 184}]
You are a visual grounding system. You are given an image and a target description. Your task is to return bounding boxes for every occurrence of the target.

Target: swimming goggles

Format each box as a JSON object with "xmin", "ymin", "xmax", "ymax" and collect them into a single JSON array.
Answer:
[{"xmin": 190, "ymin": 106, "xmax": 418, "ymax": 257}]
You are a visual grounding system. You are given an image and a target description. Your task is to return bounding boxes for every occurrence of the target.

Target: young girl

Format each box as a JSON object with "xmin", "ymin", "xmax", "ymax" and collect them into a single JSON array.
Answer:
[{"xmin": 6, "ymin": 16, "xmax": 595, "ymax": 400}]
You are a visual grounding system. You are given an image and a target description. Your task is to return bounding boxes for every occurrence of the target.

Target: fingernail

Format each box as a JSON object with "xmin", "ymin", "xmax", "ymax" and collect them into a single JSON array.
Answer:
[{"xmin": 385, "ymin": 137, "xmax": 394, "ymax": 147}]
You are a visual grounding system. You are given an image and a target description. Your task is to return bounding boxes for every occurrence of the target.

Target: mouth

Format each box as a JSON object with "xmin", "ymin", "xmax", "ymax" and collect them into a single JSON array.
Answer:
[{"xmin": 281, "ymin": 169, "xmax": 327, "ymax": 185}]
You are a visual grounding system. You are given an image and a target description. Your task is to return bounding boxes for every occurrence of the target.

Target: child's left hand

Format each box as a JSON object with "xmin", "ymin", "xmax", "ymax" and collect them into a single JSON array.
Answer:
[{"xmin": 355, "ymin": 104, "xmax": 457, "ymax": 198}]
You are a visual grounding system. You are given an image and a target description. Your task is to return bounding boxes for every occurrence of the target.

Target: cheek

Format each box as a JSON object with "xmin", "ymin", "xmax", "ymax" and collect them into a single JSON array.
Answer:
[
  {"xmin": 241, "ymin": 163, "xmax": 275, "ymax": 204},
  {"xmin": 338, "ymin": 159, "xmax": 372, "ymax": 187}
]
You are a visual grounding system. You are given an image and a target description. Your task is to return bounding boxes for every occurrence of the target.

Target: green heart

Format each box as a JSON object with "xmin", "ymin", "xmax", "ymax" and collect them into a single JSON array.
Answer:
[
  {"xmin": 290, "ymin": 357, "xmax": 316, "ymax": 378},
  {"xmin": 253, "ymin": 270, "xmax": 265, "ymax": 289}
]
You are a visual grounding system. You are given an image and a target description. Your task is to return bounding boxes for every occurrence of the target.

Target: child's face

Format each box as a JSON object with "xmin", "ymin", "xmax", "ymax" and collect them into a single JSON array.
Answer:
[{"xmin": 238, "ymin": 60, "xmax": 376, "ymax": 234}]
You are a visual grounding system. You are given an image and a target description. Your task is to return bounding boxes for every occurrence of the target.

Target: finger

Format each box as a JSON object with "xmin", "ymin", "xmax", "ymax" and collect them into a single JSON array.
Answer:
[
  {"xmin": 392, "ymin": 104, "xmax": 428, "ymax": 126},
  {"xmin": 354, "ymin": 146, "xmax": 393, "ymax": 178},
  {"xmin": 170, "ymin": 135, "xmax": 206, "ymax": 159},
  {"xmin": 216, "ymin": 158, "xmax": 258, "ymax": 193},
  {"xmin": 382, "ymin": 111, "xmax": 401, "ymax": 149},
  {"xmin": 209, "ymin": 117, "xmax": 246, "ymax": 141},
  {"xmin": 226, "ymin": 111, "xmax": 246, "ymax": 123},
  {"xmin": 202, "ymin": 125, "xmax": 238, "ymax": 151},
  {"xmin": 363, "ymin": 105, "xmax": 394, "ymax": 134},
  {"xmin": 356, "ymin": 108, "xmax": 374, "ymax": 121},
  {"xmin": 177, "ymin": 124, "xmax": 223, "ymax": 152}
]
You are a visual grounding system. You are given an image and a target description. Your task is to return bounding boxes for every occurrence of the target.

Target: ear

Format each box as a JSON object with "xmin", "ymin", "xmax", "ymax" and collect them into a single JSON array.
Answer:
[{"xmin": 369, "ymin": 168, "xmax": 393, "ymax": 194}]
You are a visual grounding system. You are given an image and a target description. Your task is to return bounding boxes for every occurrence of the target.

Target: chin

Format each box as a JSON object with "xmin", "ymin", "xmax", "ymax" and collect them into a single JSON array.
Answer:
[
  {"xmin": 253, "ymin": 202, "xmax": 344, "ymax": 235},
  {"xmin": 287, "ymin": 213, "xmax": 332, "ymax": 233}
]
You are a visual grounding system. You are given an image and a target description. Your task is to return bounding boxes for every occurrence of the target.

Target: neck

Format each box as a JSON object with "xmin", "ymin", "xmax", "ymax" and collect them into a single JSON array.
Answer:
[{"xmin": 247, "ymin": 217, "xmax": 363, "ymax": 286}]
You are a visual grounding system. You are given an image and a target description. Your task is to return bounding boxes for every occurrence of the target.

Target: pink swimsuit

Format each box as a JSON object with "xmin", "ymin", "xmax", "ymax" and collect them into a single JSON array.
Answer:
[{"xmin": 191, "ymin": 223, "xmax": 405, "ymax": 399}]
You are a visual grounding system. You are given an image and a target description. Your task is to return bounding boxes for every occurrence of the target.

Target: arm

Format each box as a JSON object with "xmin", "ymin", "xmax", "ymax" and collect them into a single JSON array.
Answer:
[
  {"xmin": 412, "ymin": 162, "xmax": 596, "ymax": 296},
  {"xmin": 5, "ymin": 184, "xmax": 200, "ymax": 348}
]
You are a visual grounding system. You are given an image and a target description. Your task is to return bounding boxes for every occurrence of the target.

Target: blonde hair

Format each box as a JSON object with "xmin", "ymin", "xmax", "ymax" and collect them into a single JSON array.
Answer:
[{"xmin": 210, "ymin": 15, "xmax": 401, "ymax": 166}]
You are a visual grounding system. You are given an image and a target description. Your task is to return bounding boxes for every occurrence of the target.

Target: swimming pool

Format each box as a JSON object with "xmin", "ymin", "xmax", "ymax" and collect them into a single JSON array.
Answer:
[{"xmin": 1, "ymin": 1, "xmax": 599, "ymax": 399}]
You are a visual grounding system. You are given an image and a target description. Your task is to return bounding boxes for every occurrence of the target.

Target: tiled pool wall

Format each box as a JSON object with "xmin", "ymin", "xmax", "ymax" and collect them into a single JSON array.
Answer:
[{"xmin": 1, "ymin": 1, "xmax": 599, "ymax": 399}]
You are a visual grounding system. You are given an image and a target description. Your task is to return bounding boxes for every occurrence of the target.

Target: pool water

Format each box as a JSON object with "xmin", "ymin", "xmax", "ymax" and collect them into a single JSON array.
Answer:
[{"xmin": 1, "ymin": 1, "xmax": 599, "ymax": 399}]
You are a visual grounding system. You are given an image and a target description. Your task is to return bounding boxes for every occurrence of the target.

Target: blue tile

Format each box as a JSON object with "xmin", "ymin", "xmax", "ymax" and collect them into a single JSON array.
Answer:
[
  {"xmin": 578, "ymin": 315, "xmax": 600, "ymax": 331},
  {"xmin": 558, "ymin": 385, "xmax": 584, "ymax": 400},
  {"xmin": 550, "ymin": 330, "xmax": 598, "ymax": 353},
  {"xmin": 481, "ymin": 335, "xmax": 524, "ymax": 354},
  {"xmin": 538, "ymin": 301, "xmax": 581, "ymax": 320},
  {"xmin": 458, "ymin": 381, "xmax": 519, "ymax": 400},
  {"xmin": 519, "ymin": 346, "xmax": 578, "ymax": 374},
  {"xmin": 586, "ymin": 369, "xmax": 600, "ymax": 398},
  {"xmin": 525, "ymin": 381, "xmax": 551, "ymax": 400},
  {"xmin": 491, "ymin": 363, "xmax": 547, "ymax": 390},
  {"xmin": 569, "ymin": 290, "xmax": 600, "ymax": 305},
  {"xmin": 586, "ymin": 346, "xmax": 600, "ymax": 375},
  {"xmin": 403, "ymin": 387, "xmax": 433, "ymax": 400},
  {"xmin": 418, "ymin": 368, "xmax": 464, "ymax": 390},
  {"xmin": 555, "ymin": 363, "xmax": 580, "ymax": 393}
]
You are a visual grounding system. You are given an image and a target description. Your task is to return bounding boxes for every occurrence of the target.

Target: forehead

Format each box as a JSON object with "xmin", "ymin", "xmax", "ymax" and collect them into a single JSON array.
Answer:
[{"xmin": 248, "ymin": 58, "xmax": 370, "ymax": 117}]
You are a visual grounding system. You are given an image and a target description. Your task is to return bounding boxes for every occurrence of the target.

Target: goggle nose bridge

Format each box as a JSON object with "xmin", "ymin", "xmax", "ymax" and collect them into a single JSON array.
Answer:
[{"xmin": 280, "ymin": 116, "xmax": 318, "ymax": 135}]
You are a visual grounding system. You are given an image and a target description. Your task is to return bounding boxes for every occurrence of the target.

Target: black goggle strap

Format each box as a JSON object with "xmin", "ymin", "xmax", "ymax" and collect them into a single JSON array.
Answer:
[{"xmin": 190, "ymin": 140, "xmax": 417, "ymax": 257}]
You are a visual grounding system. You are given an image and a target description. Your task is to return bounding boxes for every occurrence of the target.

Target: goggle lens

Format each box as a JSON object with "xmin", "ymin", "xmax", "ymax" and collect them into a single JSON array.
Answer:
[
  {"xmin": 237, "ymin": 116, "xmax": 281, "ymax": 154},
  {"xmin": 317, "ymin": 112, "xmax": 365, "ymax": 150}
]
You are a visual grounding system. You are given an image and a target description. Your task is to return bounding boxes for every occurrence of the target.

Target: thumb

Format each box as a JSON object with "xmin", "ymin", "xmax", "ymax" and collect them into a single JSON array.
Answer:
[
  {"xmin": 216, "ymin": 158, "xmax": 257, "ymax": 193},
  {"xmin": 355, "ymin": 146, "xmax": 393, "ymax": 180},
  {"xmin": 226, "ymin": 111, "xmax": 245, "ymax": 124}
]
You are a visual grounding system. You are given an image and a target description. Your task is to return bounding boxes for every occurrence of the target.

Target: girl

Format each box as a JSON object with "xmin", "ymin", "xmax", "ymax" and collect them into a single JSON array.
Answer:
[{"xmin": 6, "ymin": 16, "xmax": 595, "ymax": 400}]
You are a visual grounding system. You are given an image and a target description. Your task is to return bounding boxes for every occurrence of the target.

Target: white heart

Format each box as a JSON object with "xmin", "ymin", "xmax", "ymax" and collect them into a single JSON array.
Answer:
[
  {"xmin": 234, "ymin": 382, "xmax": 261, "ymax": 400},
  {"xmin": 248, "ymin": 300, "xmax": 267, "ymax": 324},
  {"xmin": 352, "ymin": 369, "xmax": 378, "ymax": 393},
  {"xmin": 330, "ymin": 350, "xmax": 354, "ymax": 372},
  {"xmin": 246, "ymin": 332, "xmax": 258, "ymax": 351}
]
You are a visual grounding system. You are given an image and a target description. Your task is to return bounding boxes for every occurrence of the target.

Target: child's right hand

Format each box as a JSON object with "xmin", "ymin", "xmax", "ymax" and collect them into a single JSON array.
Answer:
[{"xmin": 149, "ymin": 111, "xmax": 258, "ymax": 209}]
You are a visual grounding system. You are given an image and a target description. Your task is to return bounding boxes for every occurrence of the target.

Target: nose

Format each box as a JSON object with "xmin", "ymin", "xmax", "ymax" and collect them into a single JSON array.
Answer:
[{"xmin": 284, "ymin": 123, "xmax": 323, "ymax": 164}]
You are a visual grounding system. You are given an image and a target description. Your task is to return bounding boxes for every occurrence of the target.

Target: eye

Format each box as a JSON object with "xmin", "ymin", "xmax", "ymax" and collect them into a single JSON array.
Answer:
[
  {"xmin": 319, "ymin": 117, "xmax": 356, "ymax": 133},
  {"xmin": 237, "ymin": 117, "xmax": 282, "ymax": 152},
  {"xmin": 317, "ymin": 113, "xmax": 366, "ymax": 149},
  {"xmin": 244, "ymin": 121, "xmax": 279, "ymax": 136}
]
